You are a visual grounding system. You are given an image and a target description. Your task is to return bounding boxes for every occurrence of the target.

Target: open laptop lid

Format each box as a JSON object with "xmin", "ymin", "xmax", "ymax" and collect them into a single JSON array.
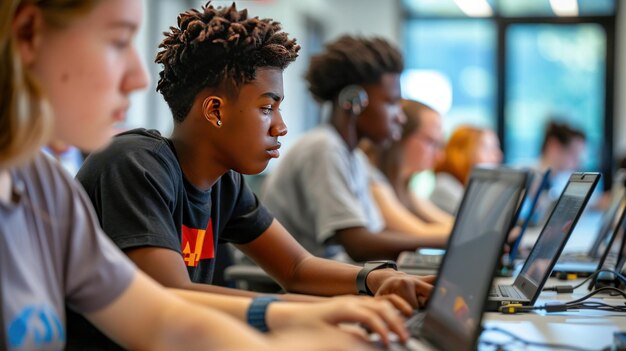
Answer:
[
  {"xmin": 588, "ymin": 171, "xmax": 626, "ymax": 258},
  {"xmin": 588, "ymin": 196, "xmax": 626, "ymax": 290},
  {"xmin": 512, "ymin": 172, "xmax": 600, "ymax": 305},
  {"xmin": 509, "ymin": 169, "xmax": 552, "ymax": 263},
  {"xmin": 420, "ymin": 167, "xmax": 528, "ymax": 351}
]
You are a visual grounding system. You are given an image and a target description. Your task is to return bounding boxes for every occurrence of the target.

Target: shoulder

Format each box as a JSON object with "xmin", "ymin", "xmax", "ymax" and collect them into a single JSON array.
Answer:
[
  {"xmin": 24, "ymin": 152, "xmax": 80, "ymax": 197},
  {"xmin": 101, "ymin": 128, "xmax": 172, "ymax": 159},
  {"xmin": 79, "ymin": 128, "xmax": 179, "ymax": 179},
  {"xmin": 14, "ymin": 153, "xmax": 91, "ymax": 218}
]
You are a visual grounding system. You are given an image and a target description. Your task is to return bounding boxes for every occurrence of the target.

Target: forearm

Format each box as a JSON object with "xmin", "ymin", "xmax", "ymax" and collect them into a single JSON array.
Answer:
[
  {"xmin": 88, "ymin": 272, "xmax": 269, "ymax": 351},
  {"xmin": 154, "ymin": 297, "xmax": 269, "ymax": 351},
  {"xmin": 384, "ymin": 210, "xmax": 450, "ymax": 244},
  {"xmin": 170, "ymin": 288, "xmax": 324, "ymax": 322},
  {"xmin": 411, "ymin": 196, "xmax": 454, "ymax": 225},
  {"xmin": 372, "ymin": 183, "xmax": 449, "ymax": 244},
  {"xmin": 278, "ymin": 255, "xmax": 363, "ymax": 295},
  {"xmin": 337, "ymin": 229, "xmax": 440, "ymax": 262},
  {"xmin": 178, "ymin": 282, "xmax": 321, "ymax": 301}
]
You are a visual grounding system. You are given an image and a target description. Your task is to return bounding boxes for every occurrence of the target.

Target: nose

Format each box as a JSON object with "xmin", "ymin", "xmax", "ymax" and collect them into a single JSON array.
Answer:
[
  {"xmin": 270, "ymin": 112, "xmax": 288, "ymax": 137},
  {"xmin": 122, "ymin": 46, "xmax": 150, "ymax": 93}
]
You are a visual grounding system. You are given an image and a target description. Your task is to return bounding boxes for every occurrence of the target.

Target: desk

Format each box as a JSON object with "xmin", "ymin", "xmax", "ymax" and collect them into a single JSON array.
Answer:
[{"xmin": 479, "ymin": 277, "xmax": 626, "ymax": 350}]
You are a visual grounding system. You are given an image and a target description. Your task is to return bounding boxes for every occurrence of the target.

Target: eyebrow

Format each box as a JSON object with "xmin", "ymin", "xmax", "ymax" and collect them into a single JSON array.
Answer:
[{"xmin": 259, "ymin": 92, "xmax": 284, "ymax": 102}]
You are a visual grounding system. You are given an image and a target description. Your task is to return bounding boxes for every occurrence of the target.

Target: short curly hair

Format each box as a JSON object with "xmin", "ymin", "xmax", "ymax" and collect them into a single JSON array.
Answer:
[
  {"xmin": 305, "ymin": 35, "xmax": 403, "ymax": 103},
  {"xmin": 155, "ymin": 2, "xmax": 300, "ymax": 122}
]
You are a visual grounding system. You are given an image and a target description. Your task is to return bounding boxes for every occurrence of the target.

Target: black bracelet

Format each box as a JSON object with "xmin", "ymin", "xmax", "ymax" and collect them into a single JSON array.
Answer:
[{"xmin": 356, "ymin": 260, "xmax": 398, "ymax": 295}]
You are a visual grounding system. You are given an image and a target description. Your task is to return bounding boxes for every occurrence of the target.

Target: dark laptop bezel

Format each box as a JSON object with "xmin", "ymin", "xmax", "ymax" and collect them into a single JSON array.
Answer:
[
  {"xmin": 616, "ymin": 217, "xmax": 626, "ymax": 272},
  {"xmin": 511, "ymin": 172, "xmax": 600, "ymax": 305},
  {"xmin": 588, "ymin": 199, "xmax": 626, "ymax": 290},
  {"xmin": 419, "ymin": 167, "xmax": 529, "ymax": 351},
  {"xmin": 508, "ymin": 169, "xmax": 552, "ymax": 263},
  {"xmin": 554, "ymin": 192, "xmax": 626, "ymax": 277},
  {"xmin": 587, "ymin": 196, "xmax": 625, "ymax": 260}
]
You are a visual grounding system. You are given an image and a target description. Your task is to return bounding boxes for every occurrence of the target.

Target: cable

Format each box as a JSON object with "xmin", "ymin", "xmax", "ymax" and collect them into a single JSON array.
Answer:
[
  {"xmin": 481, "ymin": 326, "xmax": 611, "ymax": 351},
  {"xmin": 543, "ymin": 269, "xmax": 626, "ymax": 293},
  {"xmin": 500, "ymin": 286, "xmax": 626, "ymax": 314},
  {"xmin": 566, "ymin": 286, "xmax": 626, "ymax": 305}
]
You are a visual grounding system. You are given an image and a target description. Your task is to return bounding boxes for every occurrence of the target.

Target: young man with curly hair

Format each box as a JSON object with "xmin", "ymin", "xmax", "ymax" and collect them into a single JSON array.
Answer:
[
  {"xmin": 66, "ymin": 3, "xmax": 433, "ymax": 349},
  {"xmin": 263, "ymin": 36, "xmax": 444, "ymax": 263}
]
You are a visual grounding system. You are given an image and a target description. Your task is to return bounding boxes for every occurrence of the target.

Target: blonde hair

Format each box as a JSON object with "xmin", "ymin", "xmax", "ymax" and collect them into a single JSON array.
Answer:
[
  {"xmin": 0, "ymin": 0, "xmax": 98, "ymax": 168},
  {"xmin": 435, "ymin": 125, "xmax": 486, "ymax": 185}
]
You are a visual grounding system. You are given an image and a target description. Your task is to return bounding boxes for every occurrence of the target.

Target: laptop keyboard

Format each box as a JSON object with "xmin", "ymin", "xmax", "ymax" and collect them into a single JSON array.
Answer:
[
  {"xmin": 405, "ymin": 312, "xmax": 426, "ymax": 337},
  {"xmin": 400, "ymin": 253, "xmax": 442, "ymax": 267},
  {"xmin": 489, "ymin": 285, "xmax": 522, "ymax": 299}
]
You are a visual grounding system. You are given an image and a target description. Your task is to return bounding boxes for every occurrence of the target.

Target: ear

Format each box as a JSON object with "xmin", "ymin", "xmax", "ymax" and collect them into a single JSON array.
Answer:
[
  {"xmin": 201, "ymin": 96, "xmax": 224, "ymax": 128},
  {"xmin": 11, "ymin": 4, "xmax": 45, "ymax": 67}
]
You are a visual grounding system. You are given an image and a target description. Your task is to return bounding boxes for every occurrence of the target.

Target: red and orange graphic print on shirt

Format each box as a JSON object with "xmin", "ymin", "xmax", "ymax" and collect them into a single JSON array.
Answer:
[{"xmin": 181, "ymin": 218, "xmax": 215, "ymax": 267}]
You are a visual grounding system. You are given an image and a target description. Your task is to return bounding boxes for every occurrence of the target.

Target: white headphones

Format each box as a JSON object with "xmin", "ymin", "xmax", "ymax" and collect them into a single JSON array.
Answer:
[{"xmin": 338, "ymin": 85, "xmax": 369, "ymax": 116}]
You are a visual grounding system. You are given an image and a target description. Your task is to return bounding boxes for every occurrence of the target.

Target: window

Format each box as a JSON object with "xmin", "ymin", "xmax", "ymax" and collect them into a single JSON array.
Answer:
[
  {"xmin": 505, "ymin": 23, "xmax": 606, "ymax": 170},
  {"xmin": 402, "ymin": 20, "xmax": 496, "ymax": 135},
  {"xmin": 401, "ymin": 0, "xmax": 616, "ymax": 185}
]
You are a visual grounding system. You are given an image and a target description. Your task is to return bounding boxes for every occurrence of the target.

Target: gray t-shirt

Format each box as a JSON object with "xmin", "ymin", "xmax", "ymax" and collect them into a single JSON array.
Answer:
[
  {"xmin": 430, "ymin": 172, "xmax": 464, "ymax": 215},
  {"xmin": 262, "ymin": 125, "xmax": 384, "ymax": 261},
  {"xmin": 0, "ymin": 154, "xmax": 135, "ymax": 351}
]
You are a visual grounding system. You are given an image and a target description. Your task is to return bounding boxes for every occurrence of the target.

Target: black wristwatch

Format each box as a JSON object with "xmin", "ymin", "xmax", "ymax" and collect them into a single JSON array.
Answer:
[{"xmin": 356, "ymin": 260, "xmax": 398, "ymax": 296}]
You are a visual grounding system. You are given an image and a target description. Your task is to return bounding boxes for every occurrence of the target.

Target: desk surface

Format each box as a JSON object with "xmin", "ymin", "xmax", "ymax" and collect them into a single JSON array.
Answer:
[
  {"xmin": 478, "ymin": 210, "xmax": 619, "ymax": 350},
  {"xmin": 397, "ymin": 211, "xmax": 624, "ymax": 350},
  {"xmin": 479, "ymin": 276, "xmax": 625, "ymax": 350}
]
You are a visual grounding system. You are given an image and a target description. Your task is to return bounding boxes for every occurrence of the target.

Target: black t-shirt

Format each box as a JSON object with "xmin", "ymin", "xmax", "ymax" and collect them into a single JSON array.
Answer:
[{"xmin": 66, "ymin": 128, "xmax": 273, "ymax": 350}]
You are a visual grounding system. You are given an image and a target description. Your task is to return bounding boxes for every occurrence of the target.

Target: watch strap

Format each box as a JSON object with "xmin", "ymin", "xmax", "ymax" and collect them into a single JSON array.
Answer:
[
  {"xmin": 356, "ymin": 261, "xmax": 398, "ymax": 296},
  {"xmin": 247, "ymin": 296, "xmax": 281, "ymax": 332}
]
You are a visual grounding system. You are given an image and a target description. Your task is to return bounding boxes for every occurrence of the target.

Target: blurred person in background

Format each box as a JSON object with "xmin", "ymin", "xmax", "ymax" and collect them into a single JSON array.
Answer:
[
  {"xmin": 430, "ymin": 125, "xmax": 503, "ymax": 214},
  {"xmin": 361, "ymin": 99, "xmax": 452, "ymax": 246}
]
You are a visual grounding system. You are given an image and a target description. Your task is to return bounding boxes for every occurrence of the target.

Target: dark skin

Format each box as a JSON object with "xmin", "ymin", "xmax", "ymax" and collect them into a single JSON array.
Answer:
[
  {"xmin": 330, "ymin": 73, "xmax": 448, "ymax": 261},
  {"xmin": 126, "ymin": 68, "xmax": 434, "ymax": 308}
]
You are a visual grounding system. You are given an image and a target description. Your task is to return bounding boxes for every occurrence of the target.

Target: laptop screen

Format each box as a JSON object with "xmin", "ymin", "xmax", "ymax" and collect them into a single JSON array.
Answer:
[
  {"xmin": 589, "ymin": 194, "xmax": 626, "ymax": 259},
  {"xmin": 587, "ymin": 201, "xmax": 626, "ymax": 290},
  {"xmin": 515, "ymin": 173, "xmax": 599, "ymax": 300},
  {"xmin": 421, "ymin": 168, "xmax": 527, "ymax": 351}
]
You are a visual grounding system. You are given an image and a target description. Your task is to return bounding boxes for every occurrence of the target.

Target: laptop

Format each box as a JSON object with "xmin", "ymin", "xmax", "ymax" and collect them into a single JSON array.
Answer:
[
  {"xmin": 552, "ymin": 193, "xmax": 625, "ymax": 276},
  {"xmin": 588, "ymin": 208, "xmax": 626, "ymax": 290},
  {"xmin": 397, "ymin": 167, "xmax": 529, "ymax": 276},
  {"xmin": 504, "ymin": 168, "xmax": 552, "ymax": 269},
  {"xmin": 554, "ymin": 170, "xmax": 626, "ymax": 265},
  {"xmin": 384, "ymin": 168, "xmax": 528, "ymax": 351},
  {"xmin": 485, "ymin": 172, "xmax": 600, "ymax": 311}
]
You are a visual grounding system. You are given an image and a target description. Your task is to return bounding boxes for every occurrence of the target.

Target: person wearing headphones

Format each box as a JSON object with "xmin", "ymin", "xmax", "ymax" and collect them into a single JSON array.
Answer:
[
  {"xmin": 262, "ymin": 36, "xmax": 444, "ymax": 263},
  {"xmin": 68, "ymin": 4, "xmax": 433, "ymax": 349}
]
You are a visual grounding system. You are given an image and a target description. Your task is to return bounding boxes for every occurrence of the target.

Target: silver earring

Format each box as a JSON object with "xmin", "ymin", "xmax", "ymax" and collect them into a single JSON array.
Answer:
[{"xmin": 216, "ymin": 120, "xmax": 222, "ymax": 127}]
